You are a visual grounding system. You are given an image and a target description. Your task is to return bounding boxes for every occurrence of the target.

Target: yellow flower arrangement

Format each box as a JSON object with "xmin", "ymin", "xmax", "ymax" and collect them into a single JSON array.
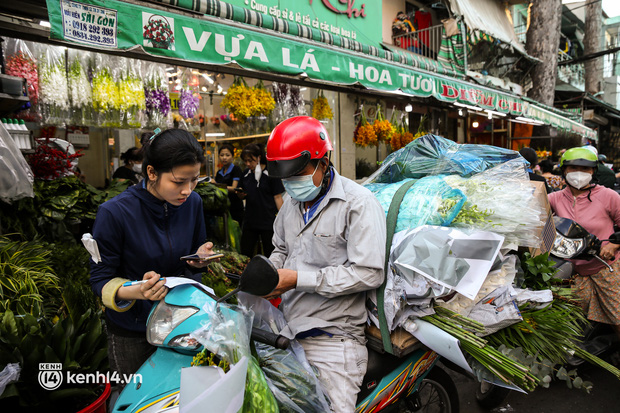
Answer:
[
  {"xmin": 220, "ymin": 78, "xmax": 275, "ymax": 123},
  {"xmin": 373, "ymin": 105, "xmax": 396, "ymax": 143},
  {"xmin": 353, "ymin": 109, "xmax": 378, "ymax": 147},
  {"xmin": 312, "ymin": 90, "xmax": 333, "ymax": 120},
  {"xmin": 536, "ymin": 149, "xmax": 552, "ymax": 159}
]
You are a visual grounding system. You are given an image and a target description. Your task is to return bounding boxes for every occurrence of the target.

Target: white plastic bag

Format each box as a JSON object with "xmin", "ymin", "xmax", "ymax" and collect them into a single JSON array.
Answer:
[
  {"xmin": 0, "ymin": 363, "xmax": 20, "ymax": 397},
  {"xmin": 0, "ymin": 123, "xmax": 34, "ymax": 202}
]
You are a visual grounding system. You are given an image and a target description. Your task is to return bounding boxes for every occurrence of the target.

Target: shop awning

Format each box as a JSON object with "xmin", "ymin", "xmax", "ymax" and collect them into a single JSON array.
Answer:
[
  {"xmin": 44, "ymin": 0, "xmax": 596, "ymax": 140},
  {"xmin": 449, "ymin": 0, "xmax": 528, "ymax": 56}
]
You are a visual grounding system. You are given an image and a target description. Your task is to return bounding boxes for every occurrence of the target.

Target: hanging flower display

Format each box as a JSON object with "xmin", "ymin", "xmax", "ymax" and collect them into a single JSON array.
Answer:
[
  {"xmin": 5, "ymin": 50, "xmax": 40, "ymax": 121},
  {"xmin": 67, "ymin": 52, "xmax": 92, "ymax": 126},
  {"xmin": 373, "ymin": 104, "xmax": 396, "ymax": 143},
  {"xmin": 38, "ymin": 48, "xmax": 70, "ymax": 126},
  {"xmin": 353, "ymin": 108, "xmax": 378, "ymax": 147},
  {"xmin": 312, "ymin": 90, "xmax": 333, "ymax": 120},
  {"xmin": 221, "ymin": 78, "xmax": 275, "ymax": 122},
  {"xmin": 28, "ymin": 136, "xmax": 84, "ymax": 180},
  {"xmin": 144, "ymin": 65, "xmax": 171, "ymax": 129},
  {"xmin": 143, "ymin": 15, "xmax": 175, "ymax": 49},
  {"xmin": 179, "ymin": 88, "xmax": 199, "ymax": 119},
  {"xmin": 119, "ymin": 60, "xmax": 146, "ymax": 128},
  {"xmin": 92, "ymin": 60, "xmax": 121, "ymax": 127}
]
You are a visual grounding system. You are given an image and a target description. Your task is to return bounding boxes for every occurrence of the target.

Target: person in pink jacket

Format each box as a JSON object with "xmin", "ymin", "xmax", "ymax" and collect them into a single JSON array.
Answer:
[{"xmin": 548, "ymin": 147, "xmax": 620, "ymax": 342}]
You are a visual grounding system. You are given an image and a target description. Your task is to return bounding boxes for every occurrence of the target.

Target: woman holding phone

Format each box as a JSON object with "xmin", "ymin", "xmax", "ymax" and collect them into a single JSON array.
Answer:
[{"xmin": 89, "ymin": 129, "xmax": 215, "ymax": 379}]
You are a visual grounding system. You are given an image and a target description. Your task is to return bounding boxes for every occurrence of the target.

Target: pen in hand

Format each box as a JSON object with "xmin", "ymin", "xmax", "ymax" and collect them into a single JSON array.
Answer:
[{"xmin": 122, "ymin": 278, "xmax": 166, "ymax": 287}]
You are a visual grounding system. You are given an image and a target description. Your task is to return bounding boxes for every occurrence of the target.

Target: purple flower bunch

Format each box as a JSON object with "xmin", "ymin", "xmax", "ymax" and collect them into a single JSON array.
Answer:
[
  {"xmin": 179, "ymin": 89, "xmax": 199, "ymax": 119},
  {"xmin": 145, "ymin": 87, "xmax": 170, "ymax": 117}
]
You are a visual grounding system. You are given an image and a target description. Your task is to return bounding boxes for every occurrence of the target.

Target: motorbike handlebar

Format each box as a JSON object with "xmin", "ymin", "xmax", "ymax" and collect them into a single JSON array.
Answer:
[{"xmin": 251, "ymin": 327, "xmax": 290, "ymax": 350}]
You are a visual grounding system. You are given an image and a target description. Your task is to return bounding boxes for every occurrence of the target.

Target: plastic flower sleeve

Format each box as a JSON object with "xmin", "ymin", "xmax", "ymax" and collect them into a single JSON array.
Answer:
[
  {"xmin": 238, "ymin": 293, "xmax": 332, "ymax": 413},
  {"xmin": 191, "ymin": 300, "xmax": 278, "ymax": 412},
  {"xmin": 67, "ymin": 49, "xmax": 93, "ymax": 126},
  {"xmin": 442, "ymin": 159, "xmax": 546, "ymax": 248},
  {"xmin": 92, "ymin": 53, "xmax": 121, "ymax": 127},
  {"xmin": 178, "ymin": 68, "xmax": 200, "ymax": 120},
  {"xmin": 144, "ymin": 63, "xmax": 171, "ymax": 129},
  {"xmin": 0, "ymin": 122, "xmax": 34, "ymax": 202},
  {"xmin": 36, "ymin": 44, "xmax": 69, "ymax": 126},
  {"xmin": 3, "ymin": 38, "xmax": 40, "ymax": 122},
  {"xmin": 119, "ymin": 58, "xmax": 146, "ymax": 128},
  {"xmin": 363, "ymin": 134, "xmax": 523, "ymax": 184}
]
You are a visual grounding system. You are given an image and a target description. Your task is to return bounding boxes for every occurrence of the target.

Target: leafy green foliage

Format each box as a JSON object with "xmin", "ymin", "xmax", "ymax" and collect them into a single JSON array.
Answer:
[
  {"xmin": 0, "ymin": 309, "xmax": 108, "ymax": 411},
  {"xmin": 0, "ymin": 177, "xmax": 130, "ymax": 244},
  {"xmin": 194, "ymin": 182, "xmax": 229, "ymax": 213},
  {"xmin": 0, "ymin": 237, "xmax": 62, "ymax": 318},
  {"xmin": 520, "ymin": 251, "xmax": 559, "ymax": 290},
  {"xmin": 201, "ymin": 250, "xmax": 249, "ymax": 302}
]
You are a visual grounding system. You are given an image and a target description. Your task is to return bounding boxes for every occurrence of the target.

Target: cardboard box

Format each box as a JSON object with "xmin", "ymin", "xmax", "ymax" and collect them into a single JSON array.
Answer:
[{"xmin": 529, "ymin": 180, "xmax": 556, "ymax": 256}]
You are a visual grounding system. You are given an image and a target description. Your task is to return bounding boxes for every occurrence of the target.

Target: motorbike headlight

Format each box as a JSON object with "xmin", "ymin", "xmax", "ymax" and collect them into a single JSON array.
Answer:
[
  {"xmin": 551, "ymin": 233, "xmax": 585, "ymax": 259},
  {"xmin": 147, "ymin": 301, "xmax": 199, "ymax": 346}
]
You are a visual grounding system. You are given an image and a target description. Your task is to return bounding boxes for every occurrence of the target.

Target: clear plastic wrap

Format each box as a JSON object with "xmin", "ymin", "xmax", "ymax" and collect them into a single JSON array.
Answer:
[
  {"xmin": 239, "ymin": 293, "xmax": 331, "ymax": 413},
  {"xmin": 67, "ymin": 49, "xmax": 93, "ymax": 126},
  {"xmin": 364, "ymin": 176, "xmax": 466, "ymax": 233},
  {"xmin": 191, "ymin": 300, "xmax": 279, "ymax": 412},
  {"xmin": 0, "ymin": 123, "xmax": 34, "ymax": 202},
  {"xmin": 92, "ymin": 53, "xmax": 121, "ymax": 127},
  {"xmin": 119, "ymin": 58, "xmax": 146, "ymax": 128},
  {"xmin": 364, "ymin": 134, "xmax": 523, "ymax": 184},
  {"xmin": 179, "ymin": 68, "xmax": 200, "ymax": 120},
  {"xmin": 442, "ymin": 159, "xmax": 546, "ymax": 248},
  {"xmin": 37, "ymin": 44, "xmax": 69, "ymax": 126},
  {"xmin": 144, "ymin": 63, "xmax": 172, "ymax": 129},
  {"xmin": 3, "ymin": 38, "xmax": 40, "ymax": 122}
]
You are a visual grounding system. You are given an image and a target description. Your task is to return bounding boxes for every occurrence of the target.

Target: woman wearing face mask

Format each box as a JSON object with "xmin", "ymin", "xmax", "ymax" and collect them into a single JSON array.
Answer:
[
  {"xmin": 113, "ymin": 147, "xmax": 143, "ymax": 185},
  {"xmin": 239, "ymin": 143, "xmax": 285, "ymax": 257},
  {"xmin": 548, "ymin": 146, "xmax": 620, "ymax": 343},
  {"xmin": 214, "ymin": 143, "xmax": 244, "ymax": 225},
  {"xmin": 90, "ymin": 129, "xmax": 216, "ymax": 380}
]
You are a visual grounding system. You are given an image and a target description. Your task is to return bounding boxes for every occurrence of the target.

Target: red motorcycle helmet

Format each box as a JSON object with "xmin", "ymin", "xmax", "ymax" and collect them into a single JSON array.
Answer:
[{"xmin": 266, "ymin": 116, "xmax": 333, "ymax": 178}]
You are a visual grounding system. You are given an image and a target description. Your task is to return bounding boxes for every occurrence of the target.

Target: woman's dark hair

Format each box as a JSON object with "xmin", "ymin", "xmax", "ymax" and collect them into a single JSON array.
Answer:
[
  {"xmin": 142, "ymin": 129, "xmax": 205, "ymax": 181},
  {"xmin": 218, "ymin": 143, "xmax": 235, "ymax": 156},
  {"xmin": 240, "ymin": 143, "xmax": 266, "ymax": 163},
  {"xmin": 120, "ymin": 147, "xmax": 143, "ymax": 165},
  {"xmin": 539, "ymin": 159, "xmax": 554, "ymax": 174}
]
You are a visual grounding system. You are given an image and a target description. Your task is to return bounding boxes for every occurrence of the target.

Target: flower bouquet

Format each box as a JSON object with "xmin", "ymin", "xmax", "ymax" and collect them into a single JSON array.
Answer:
[
  {"xmin": 144, "ymin": 63, "xmax": 171, "ymax": 129},
  {"xmin": 373, "ymin": 104, "xmax": 396, "ymax": 143},
  {"xmin": 4, "ymin": 38, "xmax": 40, "ymax": 122},
  {"xmin": 92, "ymin": 54, "xmax": 121, "ymax": 127},
  {"xmin": 143, "ymin": 15, "xmax": 174, "ymax": 49},
  {"xmin": 221, "ymin": 78, "xmax": 275, "ymax": 123},
  {"xmin": 37, "ymin": 45, "xmax": 70, "ymax": 126},
  {"xmin": 353, "ymin": 107, "xmax": 378, "ymax": 147},
  {"xmin": 119, "ymin": 58, "xmax": 146, "ymax": 128},
  {"xmin": 389, "ymin": 110, "xmax": 414, "ymax": 151},
  {"xmin": 311, "ymin": 90, "xmax": 333, "ymax": 120},
  {"xmin": 179, "ymin": 88, "xmax": 199, "ymax": 119},
  {"xmin": 67, "ymin": 49, "xmax": 92, "ymax": 126}
]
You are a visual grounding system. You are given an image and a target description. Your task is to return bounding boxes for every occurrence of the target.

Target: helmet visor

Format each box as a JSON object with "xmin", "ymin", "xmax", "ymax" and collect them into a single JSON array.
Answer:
[{"xmin": 267, "ymin": 152, "xmax": 311, "ymax": 178}]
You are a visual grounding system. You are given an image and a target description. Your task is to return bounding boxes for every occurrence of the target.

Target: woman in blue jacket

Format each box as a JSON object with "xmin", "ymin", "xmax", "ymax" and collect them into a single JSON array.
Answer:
[{"xmin": 90, "ymin": 129, "xmax": 214, "ymax": 377}]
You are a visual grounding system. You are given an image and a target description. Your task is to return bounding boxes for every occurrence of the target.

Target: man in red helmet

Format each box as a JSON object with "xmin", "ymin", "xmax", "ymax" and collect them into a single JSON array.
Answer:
[{"xmin": 264, "ymin": 116, "xmax": 387, "ymax": 412}]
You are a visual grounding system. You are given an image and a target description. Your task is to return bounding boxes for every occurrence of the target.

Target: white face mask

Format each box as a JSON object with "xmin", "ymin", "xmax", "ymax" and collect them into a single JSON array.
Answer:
[
  {"xmin": 566, "ymin": 171, "xmax": 592, "ymax": 189},
  {"xmin": 132, "ymin": 163, "xmax": 143, "ymax": 173}
]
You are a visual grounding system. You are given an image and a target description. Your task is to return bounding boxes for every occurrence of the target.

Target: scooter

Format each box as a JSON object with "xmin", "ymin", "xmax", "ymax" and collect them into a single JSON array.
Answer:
[
  {"xmin": 475, "ymin": 216, "xmax": 620, "ymax": 409},
  {"xmin": 549, "ymin": 216, "xmax": 620, "ymax": 369},
  {"xmin": 112, "ymin": 255, "xmax": 460, "ymax": 413}
]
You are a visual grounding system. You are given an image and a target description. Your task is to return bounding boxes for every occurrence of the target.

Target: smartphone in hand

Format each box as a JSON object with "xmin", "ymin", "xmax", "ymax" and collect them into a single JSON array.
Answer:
[{"xmin": 180, "ymin": 253, "xmax": 224, "ymax": 262}]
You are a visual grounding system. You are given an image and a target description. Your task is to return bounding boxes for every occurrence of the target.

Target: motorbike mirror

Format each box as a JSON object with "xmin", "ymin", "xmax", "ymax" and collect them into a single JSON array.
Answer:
[
  {"xmin": 217, "ymin": 255, "xmax": 279, "ymax": 303},
  {"xmin": 606, "ymin": 232, "xmax": 620, "ymax": 244}
]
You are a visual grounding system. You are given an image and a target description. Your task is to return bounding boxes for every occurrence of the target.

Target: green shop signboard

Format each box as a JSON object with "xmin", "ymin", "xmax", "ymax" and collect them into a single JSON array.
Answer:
[
  {"xmin": 46, "ymin": 0, "xmax": 596, "ymax": 139},
  {"xmin": 220, "ymin": 0, "xmax": 381, "ymax": 46}
]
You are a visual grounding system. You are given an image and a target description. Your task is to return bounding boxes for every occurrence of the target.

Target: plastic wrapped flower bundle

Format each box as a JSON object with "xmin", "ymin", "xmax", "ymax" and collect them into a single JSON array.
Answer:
[
  {"xmin": 221, "ymin": 78, "xmax": 275, "ymax": 122},
  {"xmin": 118, "ymin": 58, "xmax": 146, "ymax": 128},
  {"xmin": 373, "ymin": 105, "xmax": 396, "ymax": 143},
  {"xmin": 364, "ymin": 134, "xmax": 620, "ymax": 393},
  {"xmin": 37, "ymin": 45, "xmax": 70, "ymax": 126},
  {"xmin": 4, "ymin": 39, "xmax": 40, "ymax": 121},
  {"xmin": 252, "ymin": 79, "xmax": 275, "ymax": 118},
  {"xmin": 67, "ymin": 50, "xmax": 92, "ymax": 126},
  {"xmin": 92, "ymin": 55, "xmax": 121, "ymax": 127},
  {"xmin": 144, "ymin": 63, "xmax": 171, "ymax": 129},
  {"xmin": 179, "ymin": 88, "xmax": 199, "ymax": 119},
  {"xmin": 311, "ymin": 90, "xmax": 333, "ymax": 120}
]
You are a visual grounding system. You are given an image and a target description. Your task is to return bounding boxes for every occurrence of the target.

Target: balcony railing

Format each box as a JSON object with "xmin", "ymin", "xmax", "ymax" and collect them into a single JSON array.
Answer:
[
  {"xmin": 392, "ymin": 24, "xmax": 444, "ymax": 60},
  {"xmin": 557, "ymin": 50, "xmax": 585, "ymax": 90}
]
